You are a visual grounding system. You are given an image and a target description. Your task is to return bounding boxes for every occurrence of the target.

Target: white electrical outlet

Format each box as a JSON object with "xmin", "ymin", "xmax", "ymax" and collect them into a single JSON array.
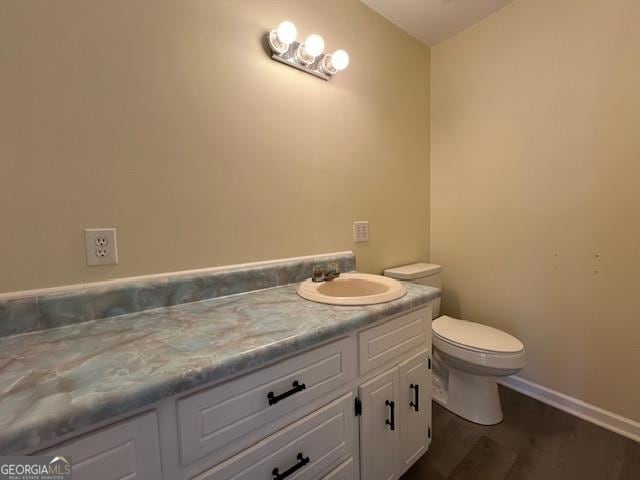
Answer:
[
  {"xmin": 85, "ymin": 228, "xmax": 118, "ymax": 266},
  {"xmin": 353, "ymin": 221, "xmax": 369, "ymax": 243}
]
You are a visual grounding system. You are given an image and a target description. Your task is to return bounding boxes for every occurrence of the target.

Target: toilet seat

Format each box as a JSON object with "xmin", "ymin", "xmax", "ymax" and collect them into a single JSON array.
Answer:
[
  {"xmin": 432, "ymin": 316, "xmax": 525, "ymax": 371},
  {"xmin": 433, "ymin": 316, "xmax": 524, "ymax": 353}
]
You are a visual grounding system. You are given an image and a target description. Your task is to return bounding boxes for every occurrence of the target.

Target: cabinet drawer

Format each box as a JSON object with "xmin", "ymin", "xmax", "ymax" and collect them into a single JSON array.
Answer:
[
  {"xmin": 358, "ymin": 307, "xmax": 430, "ymax": 375},
  {"xmin": 320, "ymin": 458, "xmax": 355, "ymax": 480},
  {"xmin": 178, "ymin": 337, "xmax": 354, "ymax": 465},
  {"xmin": 42, "ymin": 412, "xmax": 162, "ymax": 480},
  {"xmin": 193, "ymin": 393, "xmax": 354, "ymax": 480}
]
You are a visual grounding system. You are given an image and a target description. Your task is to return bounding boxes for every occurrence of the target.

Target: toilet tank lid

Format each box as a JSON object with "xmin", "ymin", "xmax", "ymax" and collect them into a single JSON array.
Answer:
[{"xmin": 384, "ymin": 262, "xmax": 442, "ymax": 280}]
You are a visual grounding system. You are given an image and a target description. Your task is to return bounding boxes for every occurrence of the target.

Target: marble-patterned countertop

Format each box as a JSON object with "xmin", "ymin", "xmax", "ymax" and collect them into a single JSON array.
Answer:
[{"xmin": 0, "ymin": 281, "xmax": 439, "ymax": 454}]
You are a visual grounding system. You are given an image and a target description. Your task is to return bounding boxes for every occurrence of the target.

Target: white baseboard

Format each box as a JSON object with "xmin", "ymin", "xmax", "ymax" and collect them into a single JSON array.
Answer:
[{"xmin": 498, "ymin": 376, "xmax": 640, "ymax": 443}]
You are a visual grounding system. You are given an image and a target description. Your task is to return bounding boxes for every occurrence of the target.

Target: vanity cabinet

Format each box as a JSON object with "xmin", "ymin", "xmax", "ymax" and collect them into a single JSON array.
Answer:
[{"xmin": 38, "ymin": 305, "xmax": 432, "ymax": 480}]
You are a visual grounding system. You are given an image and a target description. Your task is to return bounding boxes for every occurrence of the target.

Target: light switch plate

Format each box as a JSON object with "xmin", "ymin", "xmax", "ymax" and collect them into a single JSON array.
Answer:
[
  {"xmin": 85, "ymin": 228, "xmax": 118, "ymax": 266},
  {"xmin": 353, "ymin": 221, "xmax": 369, "ymax": 243}
]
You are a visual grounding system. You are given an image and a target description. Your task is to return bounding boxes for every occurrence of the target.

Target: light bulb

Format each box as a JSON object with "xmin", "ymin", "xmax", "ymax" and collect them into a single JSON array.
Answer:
[
  {"xmin": 331, "ymin": 50, "xmax": 350, "ymax": 71},
  {"xmin": 276, "ymin": 21, "xmax": 297, "ymax": 45},
  {"xmin": 304, "ymin": 34, "xmax": 325, "ymax": 57},
  {"xmin": 269, "ymin": 20, "xmax": 297, "ymax": 54}
]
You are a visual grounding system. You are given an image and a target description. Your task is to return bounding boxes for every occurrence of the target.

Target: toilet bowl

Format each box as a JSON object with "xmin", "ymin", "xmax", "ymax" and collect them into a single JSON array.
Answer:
[
  {"xmin": 432, "ymin": 315, "xmax": 525, "ymax": 424},
  {"xmin": 384, "ymin": 263, "xmax": 525, "ymax": 425}
]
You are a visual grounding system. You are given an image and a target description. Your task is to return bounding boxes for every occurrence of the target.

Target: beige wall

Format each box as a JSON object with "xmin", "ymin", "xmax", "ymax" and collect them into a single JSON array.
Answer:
[
  {"xmin": 0, "ymin": 0, "xmax": 430, "ymax": 293},
  {"xmin": 431, "ymin": 0, "xmax": 640, "ymax": 421}
]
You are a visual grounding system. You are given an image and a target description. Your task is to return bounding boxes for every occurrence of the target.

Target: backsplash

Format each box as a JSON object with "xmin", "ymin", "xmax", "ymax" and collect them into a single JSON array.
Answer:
[{"xmin": 0, "ymin": 252, "xmax": 355, "ymax": 337}]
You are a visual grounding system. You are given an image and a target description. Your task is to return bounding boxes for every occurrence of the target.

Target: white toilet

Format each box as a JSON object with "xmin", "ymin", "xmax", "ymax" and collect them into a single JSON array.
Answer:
[{"xmin": 384, "ymin": 263, "xmax": 525, "ymax": 425}]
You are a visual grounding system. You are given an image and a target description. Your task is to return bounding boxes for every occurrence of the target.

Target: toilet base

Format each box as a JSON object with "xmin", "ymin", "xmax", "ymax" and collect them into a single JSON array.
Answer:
[{"xmin": 438, "ymin": 368, "xmax": 504, "ymax": 425}]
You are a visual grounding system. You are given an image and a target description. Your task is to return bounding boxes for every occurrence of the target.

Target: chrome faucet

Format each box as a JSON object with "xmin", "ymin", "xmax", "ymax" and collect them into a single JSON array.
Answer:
[{"xmin": 312, "ymin": 263, "xmax": 341, "ymax": 282}]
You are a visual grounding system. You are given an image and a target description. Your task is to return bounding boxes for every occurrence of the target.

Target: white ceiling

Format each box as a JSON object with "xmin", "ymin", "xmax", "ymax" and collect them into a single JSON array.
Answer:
[{"xmin": 361, "ymin": 0, "xmax": 515, "ymax": 46}]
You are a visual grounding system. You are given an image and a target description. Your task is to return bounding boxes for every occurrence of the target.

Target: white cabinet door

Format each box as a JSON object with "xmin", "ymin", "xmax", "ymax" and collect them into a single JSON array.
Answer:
[
  {"xmin": 398, "ymin": 350, "xmax": 431, "ymax": 475},
  {"xmin": 358, "ymin": 367, "xmax": 400, "ymax": 480}
]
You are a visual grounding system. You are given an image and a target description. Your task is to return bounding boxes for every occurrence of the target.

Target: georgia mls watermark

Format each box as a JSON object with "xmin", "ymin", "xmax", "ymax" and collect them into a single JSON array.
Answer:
[{"xmin": 0, "ymin": 456, "xmax": 72, "ymax": 480}]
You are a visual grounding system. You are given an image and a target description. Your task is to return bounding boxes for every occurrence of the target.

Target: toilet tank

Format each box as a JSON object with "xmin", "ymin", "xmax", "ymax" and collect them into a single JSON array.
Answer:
[{"xmin": 384, "ymin": 263, "xmax": 442, "ymax": 318}]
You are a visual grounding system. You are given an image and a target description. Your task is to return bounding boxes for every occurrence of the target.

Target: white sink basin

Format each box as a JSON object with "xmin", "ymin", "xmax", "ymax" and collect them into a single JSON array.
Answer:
[{"xmin": 297, "ymin": 273, "xmax": 407, "ymax": 306}]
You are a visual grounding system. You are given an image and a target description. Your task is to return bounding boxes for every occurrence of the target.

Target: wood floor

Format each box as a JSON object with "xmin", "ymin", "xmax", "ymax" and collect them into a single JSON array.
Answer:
[{"xmin": 401, "ymin": 385, "xmax": 640, "ymax": 480}]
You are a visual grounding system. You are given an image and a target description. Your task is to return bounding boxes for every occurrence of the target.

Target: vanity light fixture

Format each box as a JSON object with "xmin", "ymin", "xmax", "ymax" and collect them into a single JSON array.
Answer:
[{"xmin": 267, "ymin": 21, "xmax": 349, "ymax": 81}]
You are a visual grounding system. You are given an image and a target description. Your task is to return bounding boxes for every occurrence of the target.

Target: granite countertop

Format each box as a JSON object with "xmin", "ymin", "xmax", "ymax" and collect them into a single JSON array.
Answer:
[{"xmin": 0, "ymin": 281, "xmax": 439, "ymax": 454}]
